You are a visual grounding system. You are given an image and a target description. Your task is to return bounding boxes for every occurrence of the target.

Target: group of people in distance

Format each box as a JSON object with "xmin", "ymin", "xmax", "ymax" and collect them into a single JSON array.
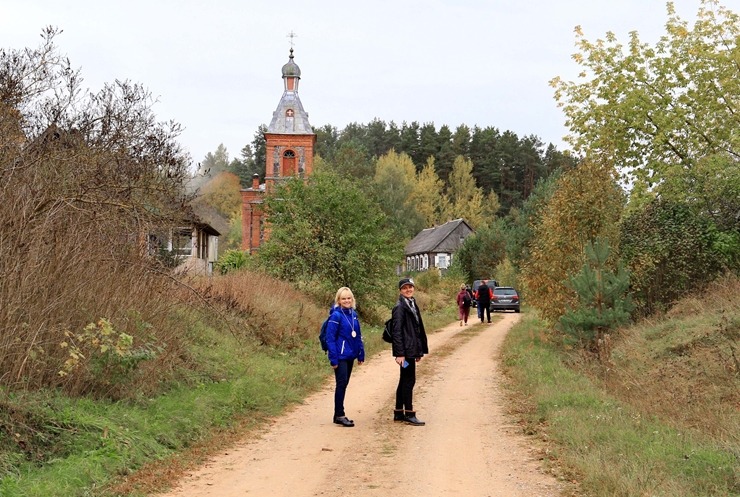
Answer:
[
  {"xmin": 323, "ymin": 277, "xmax": 428, "ymax": 428},
  {"xmin": 456, "ymin": 279, "xmax": 494, "ymax": 325}
]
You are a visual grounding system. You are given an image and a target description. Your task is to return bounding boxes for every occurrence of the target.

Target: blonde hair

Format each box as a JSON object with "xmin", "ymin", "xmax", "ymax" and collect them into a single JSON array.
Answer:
[
  {"xmin": 460, "ymin": 283, "xmax": 467, "ymax": 290},
  {"xmin": 334, "ymin": 287, "xmax": 356, "ymax": 308}
]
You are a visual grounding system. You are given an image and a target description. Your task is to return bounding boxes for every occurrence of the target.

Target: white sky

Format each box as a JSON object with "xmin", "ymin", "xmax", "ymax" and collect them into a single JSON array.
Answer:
[{"xmin": 2, "ymin": 0, "xmax": 706, "ymax": 167}]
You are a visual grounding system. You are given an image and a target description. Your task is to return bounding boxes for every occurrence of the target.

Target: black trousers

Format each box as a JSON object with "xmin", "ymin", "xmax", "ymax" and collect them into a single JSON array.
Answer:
[
  {"xmin": 334, "ymin": 359, "xmax": 354, "ymax": 417},
  {"xmin": 479, "ymin": 304, "xmax": 491, "ymax": 322},
  {"xmin": 395, "ymin": 359, "xmax": 416, "ymax": 411}
]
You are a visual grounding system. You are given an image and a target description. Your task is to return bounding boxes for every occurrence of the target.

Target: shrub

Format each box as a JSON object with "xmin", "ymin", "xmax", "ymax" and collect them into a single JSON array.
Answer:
[
  {"xmin": 558, "ymin": 239, "xmax": 633, "ymax": 359},
  {"xmin": 216, "ymin": 250, "xmax": 250, "ymax": 274}
]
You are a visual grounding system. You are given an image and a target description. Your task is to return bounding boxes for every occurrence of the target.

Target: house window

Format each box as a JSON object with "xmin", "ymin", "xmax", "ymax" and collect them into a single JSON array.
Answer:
[
  {"xmin": 438, "ymin": 254, "xmax": 448, "ymax": 269},
  {"xmin": 172, "ymin": 228, "xmax": 193, "ymax": 257}
]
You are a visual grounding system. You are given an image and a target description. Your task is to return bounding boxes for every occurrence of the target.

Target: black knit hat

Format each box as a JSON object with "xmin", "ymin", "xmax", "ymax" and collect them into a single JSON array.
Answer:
[{"xmin": 398, "ymin": 277, "xmax": 415, "ymax": 289}]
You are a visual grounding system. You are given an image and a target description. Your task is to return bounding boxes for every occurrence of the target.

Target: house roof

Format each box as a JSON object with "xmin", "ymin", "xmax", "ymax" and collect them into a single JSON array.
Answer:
[
  {"xmin": 404, "ymin": 218, "xmax": 472, "ymax": 255},
  {"xmin": 187, "ymin": 203, "xmax": 225, "ymax": 236}
]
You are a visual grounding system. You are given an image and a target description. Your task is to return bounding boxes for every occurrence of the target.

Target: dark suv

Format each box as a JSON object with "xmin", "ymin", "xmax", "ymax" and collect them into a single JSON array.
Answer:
[
  {"xmin": 490, "ymin": 287, "xmax": 520, "ymax": 313},
  {"xmin": 471, "ymin": 279, "xmax": 498, "ymax": 308}
]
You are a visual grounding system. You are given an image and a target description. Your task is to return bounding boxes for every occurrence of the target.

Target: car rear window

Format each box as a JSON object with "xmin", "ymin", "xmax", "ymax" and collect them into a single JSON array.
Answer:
[
  {"xmin": 494, "ymin": 287, "xmax": 517, "ymax": 296},
  {"xmin": 473, "ymin": 279, "xmax": 497, "ymax": 291}
]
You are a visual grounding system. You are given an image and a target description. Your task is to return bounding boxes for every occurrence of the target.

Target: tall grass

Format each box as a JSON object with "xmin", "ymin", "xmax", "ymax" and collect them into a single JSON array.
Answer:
[
  {"xmin": 0, "ymin": 269, "xmax": 456, "ymax": 496},
  {"xmin": 0, "ymin": 304, "xmax": 331, "ymax": 497},
  {"xmin": 600, "ymin": 275, "xmax": 739, "ymax": 442},
  {"xmin": 1, "ymin": 44, "xmax": 195, "ymax": 398},
  {"xmin": 500, "ymin": 279, "xmax": 739, "ymax": 497}
]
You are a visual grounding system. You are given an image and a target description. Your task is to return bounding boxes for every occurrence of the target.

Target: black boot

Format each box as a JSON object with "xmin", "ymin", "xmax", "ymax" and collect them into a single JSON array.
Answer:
[
  {"xmin": 403, "ymin": 411, "xmax": 425, "ymax": 426},
  {"xmin": 333, "ymin": 416, "xmax": 354, "ymax": 427},
  {"xmin": 393, "ymin": 409, "xmax": 405, "ymax": 422}
]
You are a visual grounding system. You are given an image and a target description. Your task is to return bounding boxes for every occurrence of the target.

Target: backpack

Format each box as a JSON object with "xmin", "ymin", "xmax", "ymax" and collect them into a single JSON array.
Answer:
[
  {"xmin": 382, "ymin": 318, "xmax": 393, "ymax": 343},
  {"xmin": 319, "ymin": 317, "xmax": 329, "ymax": 352},
  {"xmin": 462, "ymin": 293, "xmax": 472, "ymax": 307}
]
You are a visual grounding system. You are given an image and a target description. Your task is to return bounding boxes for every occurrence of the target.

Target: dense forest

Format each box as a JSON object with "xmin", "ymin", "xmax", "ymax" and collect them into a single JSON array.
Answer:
[{"xmin": 196, "ymin": 120, "xmax": 575, "ymax": 221}]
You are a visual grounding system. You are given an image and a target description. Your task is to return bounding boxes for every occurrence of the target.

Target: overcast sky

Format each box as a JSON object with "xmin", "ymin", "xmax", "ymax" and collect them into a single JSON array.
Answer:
[{"xmin": 3, "ymin": 0, "xmax": 706, "ymax": 167}]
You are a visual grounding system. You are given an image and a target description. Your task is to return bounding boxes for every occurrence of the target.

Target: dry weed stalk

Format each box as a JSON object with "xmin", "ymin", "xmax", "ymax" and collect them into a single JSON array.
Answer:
[{"xmin": 0, "ymin": 29, "xmax": 195, "ymax": 397}]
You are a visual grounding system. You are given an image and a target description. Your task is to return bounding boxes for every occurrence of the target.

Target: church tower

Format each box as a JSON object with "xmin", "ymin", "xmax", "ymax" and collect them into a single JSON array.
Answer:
[{"xmin": 240, "ymin": 47, "xmax": 316, "ymax": 253}]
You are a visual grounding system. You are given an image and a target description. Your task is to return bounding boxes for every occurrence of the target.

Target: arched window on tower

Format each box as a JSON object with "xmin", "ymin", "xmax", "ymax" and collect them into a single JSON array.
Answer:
[{"xmin": 282, "ymin": 149, "xmax": 297, "ymax": 177}]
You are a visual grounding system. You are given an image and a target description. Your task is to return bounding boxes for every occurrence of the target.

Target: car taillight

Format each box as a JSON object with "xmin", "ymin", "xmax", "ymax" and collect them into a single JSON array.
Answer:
[{"xmin": 512, "ymin": 295, "xmax": 519, "ymax": 301}]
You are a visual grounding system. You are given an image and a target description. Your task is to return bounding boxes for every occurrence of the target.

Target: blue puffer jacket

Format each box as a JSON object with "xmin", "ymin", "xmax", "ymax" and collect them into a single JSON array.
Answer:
[{"xmin": 326, "ymin": 306, "xmax": 365, "ymax": 366}]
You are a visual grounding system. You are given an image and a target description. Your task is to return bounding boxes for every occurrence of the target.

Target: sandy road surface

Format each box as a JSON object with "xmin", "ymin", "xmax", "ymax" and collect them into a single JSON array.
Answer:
[{"xmin": 155, "ymin": 313, "xmax": 565, "ymax": 497}]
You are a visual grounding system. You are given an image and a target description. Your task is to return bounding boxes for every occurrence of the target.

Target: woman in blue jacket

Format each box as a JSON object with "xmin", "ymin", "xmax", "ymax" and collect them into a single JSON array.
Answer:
[{"xmin": 326, "ymin": 287, "xmax": 365, "ymax": 427}]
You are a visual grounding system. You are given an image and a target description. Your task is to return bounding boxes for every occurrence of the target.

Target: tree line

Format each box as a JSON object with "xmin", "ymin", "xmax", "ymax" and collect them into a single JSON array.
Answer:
[
  {"xmin": 212, "ymin": 0, "xmax": 739, "ymax": 352},
  {"xmin": 196, "ymin": 119, "xmax": 576, "ymax": 218},
  {"xmin": 1, "ymin": 0, "xmax": 737, "ymax": 397}
]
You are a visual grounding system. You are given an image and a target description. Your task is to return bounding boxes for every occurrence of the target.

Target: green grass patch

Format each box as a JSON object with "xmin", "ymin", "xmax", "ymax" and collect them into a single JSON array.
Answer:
[
  {"xmin": 0, "ymin": 306, "xmax": 332, "ymax": 497},
  {"xmin": 0, "ymin": 300, "xmax": 454, "ymax": 497},
  {"xmin": 500, "ymin": 312, "xmax": 739, "ymax": 497}
]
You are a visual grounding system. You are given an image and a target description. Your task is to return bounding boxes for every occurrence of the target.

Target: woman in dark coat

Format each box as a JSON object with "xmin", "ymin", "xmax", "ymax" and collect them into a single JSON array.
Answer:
[{"xmin": 391, "ymin": 277, "xmax": 429, "ymax": 426}]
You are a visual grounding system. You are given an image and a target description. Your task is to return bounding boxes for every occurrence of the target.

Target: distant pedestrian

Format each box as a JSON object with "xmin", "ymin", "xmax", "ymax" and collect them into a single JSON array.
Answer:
[
  {"xmin": 325, "ymin": 287, "xmax": 365, "ymax": 427},
  {"xmin": 390, "ymin": 277, "xmax": 429, "ymax": 426},
  {"xmin": 475, "ymin": 279, "xmax": 493, "ymax": 323},
  {"xmin": 456, "ymin": 283, "xmax": 471, "ymax": 326}
]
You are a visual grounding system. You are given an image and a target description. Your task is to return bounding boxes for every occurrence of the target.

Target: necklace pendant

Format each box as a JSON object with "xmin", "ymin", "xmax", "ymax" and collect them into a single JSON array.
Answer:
[{"xmin": 351, "ymin": 331, "xmax": 357, "ymax": 338}]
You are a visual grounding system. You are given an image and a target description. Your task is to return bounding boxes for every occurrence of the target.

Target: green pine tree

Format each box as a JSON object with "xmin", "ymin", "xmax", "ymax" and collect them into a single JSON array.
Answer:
[{"xmin": 558, "ymin": 238, "xmax": 633, "ymax": 359}]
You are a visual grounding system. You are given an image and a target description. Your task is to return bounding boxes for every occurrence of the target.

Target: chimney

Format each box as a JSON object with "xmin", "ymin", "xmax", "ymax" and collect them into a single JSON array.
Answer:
[{"xmin": 252, "ymin": 173, "xmax": 260, "ymax": 189}]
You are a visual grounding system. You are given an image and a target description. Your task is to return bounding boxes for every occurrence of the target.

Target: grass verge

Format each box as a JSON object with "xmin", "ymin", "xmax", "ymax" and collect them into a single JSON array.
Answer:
[
  {"xmin": 500, "ymin": 311, "xmax": 738, "ymax": 497},
  {"xmin": 0, "ymin": 305, "xmax": 331, "ymax": 497},
  {"xmin": 0, "ymin": 299, "xmax": 452, "ymax": 497}
]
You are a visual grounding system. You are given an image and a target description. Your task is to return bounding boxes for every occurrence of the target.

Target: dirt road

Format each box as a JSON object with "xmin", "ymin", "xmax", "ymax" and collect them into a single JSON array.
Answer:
[{"xmin": 155, "ymin": 313, "xmax": 565, "ymax": 497}]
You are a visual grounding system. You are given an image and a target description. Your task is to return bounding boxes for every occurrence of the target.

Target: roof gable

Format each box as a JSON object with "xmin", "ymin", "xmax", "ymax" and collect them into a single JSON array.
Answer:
[{"xmin": 404, "ymin": 219, "xmax": 473, "ymax": 255}]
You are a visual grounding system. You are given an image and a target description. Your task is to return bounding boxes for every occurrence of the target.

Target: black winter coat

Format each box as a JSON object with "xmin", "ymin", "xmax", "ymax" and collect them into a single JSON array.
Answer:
[
  {"xmin": 391, "ymin": 295, "xmax": 429, "ymax": 359},
  {"xmin": 476, "ymin": 283, "xmax": 492, "ymax": 306}
]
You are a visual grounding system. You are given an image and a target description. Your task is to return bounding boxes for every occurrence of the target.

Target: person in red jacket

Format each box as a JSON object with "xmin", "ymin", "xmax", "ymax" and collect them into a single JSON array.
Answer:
[
  {"xmin": 475, "ymin": 280, "xmax": 493, "ymax": 323},
  {"xmin": 456, "ymin": 283, "xmax": 472, "ymax": 326}
]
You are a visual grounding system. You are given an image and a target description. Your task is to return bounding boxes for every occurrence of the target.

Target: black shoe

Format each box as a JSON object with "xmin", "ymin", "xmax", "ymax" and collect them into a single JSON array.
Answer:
[
  {"xmin": 403, "ymin": 413, "xmax": 425, "ymax": 426},
  {"xmin": 333, "ymin": 416, "xmax": 354, "ymax": 427},
  {"xmin": 488, "ymin": 320, "xmax": 491, "ymax": 323},
  {"xmin": 393, "ymin": 409, "xmax": 405, "ymax": 422}
]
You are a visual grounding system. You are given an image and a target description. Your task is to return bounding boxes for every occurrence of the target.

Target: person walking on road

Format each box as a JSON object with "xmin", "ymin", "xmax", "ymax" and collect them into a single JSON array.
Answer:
[
  {"xmin": 391, "ymin": 277, "xmax": 429, "ymax": 426},
  {"xmin": 475, "ymin": 279, "xmax": 493, "ymax": 323},
  {"xmin": 456, "ymin": 283, "xmax": 472, "ymax": 326},
  {"xmin": 325, "ymin": 287, "xmax": 365, "ymax": 427}
]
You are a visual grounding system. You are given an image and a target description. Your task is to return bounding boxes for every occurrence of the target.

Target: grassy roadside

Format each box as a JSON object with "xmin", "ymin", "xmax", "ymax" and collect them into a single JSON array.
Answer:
[
  {"xmin": 0, "ymin": 292, "xmax": 457, "ymax": 497},
  {"xmin": 3, "ymin": 273, "xmax": 736, "ymax": 497},
  {"xmin": 0, "ymin": 307, "xmax": 329, "ymax": 497},
  {"xmin": 500, "ymin": 309, "xmax": 738, "ymax": 497}
]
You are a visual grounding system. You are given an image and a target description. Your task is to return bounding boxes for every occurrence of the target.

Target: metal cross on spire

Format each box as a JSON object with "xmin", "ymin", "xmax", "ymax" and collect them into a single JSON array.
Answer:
[{"xmin": 287, "ymin": 31, "xmax": 297, "ymax": 48}]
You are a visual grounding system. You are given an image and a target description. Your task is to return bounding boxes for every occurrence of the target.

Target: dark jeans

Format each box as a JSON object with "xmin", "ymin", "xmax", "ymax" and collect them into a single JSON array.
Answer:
[
  {"xmin": 395, "ymin": 359, "xmax": 416, "ymax": 412},
  {"xmin": 333, "ymin": 359, "xmax": 354, "ymax": 417},
  {"xmin": 479, "ymin": 304, "xmax": 491, "ymax": 322}
]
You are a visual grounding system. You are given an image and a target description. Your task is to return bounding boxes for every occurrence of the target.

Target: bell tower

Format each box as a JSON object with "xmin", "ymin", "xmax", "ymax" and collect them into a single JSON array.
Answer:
[{"xmin": 240, "ymin": 44, "xmax": 316, "ymax": 253}]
